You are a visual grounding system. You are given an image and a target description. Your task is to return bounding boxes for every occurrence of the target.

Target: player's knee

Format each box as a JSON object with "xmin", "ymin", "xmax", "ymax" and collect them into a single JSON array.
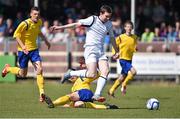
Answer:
[
  {"xmin": 36, "ymin": 67, "xmax": 43, "ymax": 75},
  {"xmin": 74, "ymin": 101, "xmax": 84, "ymax": 108},
  {"xmin": 130, "ymin": 68, "xmax": 137, "ymax": 75},
  {"xmin": 19, "ymin": 70, "xmax": 27, "ymax": 77},
  {"xmin": 69, "ymin": 93, "xmax": 79, "ymax": 101},
  {"xmin": 86, "ymin": 72, "xmax": 97, "ymax": 78}
]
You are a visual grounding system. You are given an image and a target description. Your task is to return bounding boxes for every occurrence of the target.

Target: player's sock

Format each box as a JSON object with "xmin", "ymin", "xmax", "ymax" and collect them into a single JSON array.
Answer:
[
  {"xmin": 122, "ymin": 72, "xmax": 134, "ymax": 87},
  {"xmin": 109, "ymin": 79, "xmax": 122, "ymax": 95},
  {"xmin": 7, "ymin": 67, "xmax": 20, "ymax": 75},
  {"xmin": 84, "ymin": 102, "xmax": 107, "ymax": 109},
  {"xmin": 94, "ymin": 76, "xmax": 107, "ymax": 96},
  {"xmin": 53, "ymin": 95, "xmax": 70, "ymax": 106},
  {"xmin": 70, "ymin": 69, "xmax": 87, "ymax": 77},
  {"xmin": 37, "ymin": 74, "xmax": 45, "ymax": 95}
]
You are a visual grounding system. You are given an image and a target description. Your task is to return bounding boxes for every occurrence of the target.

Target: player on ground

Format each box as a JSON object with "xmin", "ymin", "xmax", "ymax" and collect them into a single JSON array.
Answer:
[
  {"xmin": 43, "ymin": 59, "xmax": 118, "ymax": 109},
  {"xmin": 50, "ymin": 5, "xmax": 119, "ymax": 100},
  {"xmin": 1, "ymin": 7, "xmax": 51, "ymax": 102},
  {"xmin": 108, "ymin": 21, "xmax": 138, "ymax": 97}
]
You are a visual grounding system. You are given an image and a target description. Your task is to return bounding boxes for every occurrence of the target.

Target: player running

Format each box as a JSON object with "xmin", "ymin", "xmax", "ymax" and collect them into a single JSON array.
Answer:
[
  {"xmin": 1, "ymin": 7, "xmax": 51, "ymax": 102},
  {"xmin": 108, "ymin": 21, "xmax": 138, "ymax": 97}
]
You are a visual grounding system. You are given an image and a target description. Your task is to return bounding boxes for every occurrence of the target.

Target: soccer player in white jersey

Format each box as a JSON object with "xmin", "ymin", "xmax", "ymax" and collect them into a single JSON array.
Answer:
[{"xmin": 50, "ymin": 5, "xmax": 119, "ymax": 100}]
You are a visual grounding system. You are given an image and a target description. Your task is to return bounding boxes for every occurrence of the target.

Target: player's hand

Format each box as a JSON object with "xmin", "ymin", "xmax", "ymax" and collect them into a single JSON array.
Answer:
[
  {"xmin": 50, "ymin": 26, "xmax": 57, "ymax": 32},
  {"xmin": 22, "ymin": 46, "xmax": 29, "ymax": 54},
  {"xmin": 113, "ymin": 53, "xmax": 119, "ymax": 60},
  {"xmin": 45, "ymin": 40, "xmax": 51, "ymax": 50}
]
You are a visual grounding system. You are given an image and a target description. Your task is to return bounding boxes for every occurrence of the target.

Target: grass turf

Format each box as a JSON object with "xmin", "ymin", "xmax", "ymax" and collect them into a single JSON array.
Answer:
[{"xmin": 0, "ymin": 80, "xmax": 180, "ymax": 118}]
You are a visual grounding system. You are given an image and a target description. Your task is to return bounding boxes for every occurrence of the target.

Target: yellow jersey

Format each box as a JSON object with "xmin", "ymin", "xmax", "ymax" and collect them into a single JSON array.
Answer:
[
  {"xmin": 71, "ymin": 76, "xmax": 98, "ymax": 92},
  {"xmin": 112, "ymin": 33, "xmax": 138, "ymax": 60},
  {"xmin": 13, "ymin": 18, "xmax": 42, "ymax": 51}
]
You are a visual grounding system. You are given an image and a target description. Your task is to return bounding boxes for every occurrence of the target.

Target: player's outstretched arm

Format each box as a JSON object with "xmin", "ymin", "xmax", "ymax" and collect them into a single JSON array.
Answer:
[{"xmin": 50, "ymin": 22, "xmax": 81, "ymax": 32}]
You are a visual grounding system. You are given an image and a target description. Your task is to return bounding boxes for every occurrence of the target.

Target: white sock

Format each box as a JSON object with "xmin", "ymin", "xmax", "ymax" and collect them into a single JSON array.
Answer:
[
  {"xmin": 94, "ymin": 76, "xmax": 107, "ymax": 96},
  {"xmin": 70, "ymin": 70, "xmax": 87, "ymax": 77}
]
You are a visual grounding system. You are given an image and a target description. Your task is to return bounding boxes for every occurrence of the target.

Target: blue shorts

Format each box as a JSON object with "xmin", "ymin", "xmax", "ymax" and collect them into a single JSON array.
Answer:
[
  {"xmin": 18, "ymin": 49, "xmax": 42, "ymax": 68},
  {"xmin": 78, "ymin": 89, "xmax": 93, "ymax": 102},
  {"xmin": 119, "ymin": 59, "xmax": 132, "ymax": 75}
]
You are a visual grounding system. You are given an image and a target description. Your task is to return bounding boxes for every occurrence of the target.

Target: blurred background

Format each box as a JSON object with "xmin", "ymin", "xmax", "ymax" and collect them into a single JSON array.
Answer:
[{"xmin": 0, "ymin": 0, "xmax": 180, "ymax": 83}]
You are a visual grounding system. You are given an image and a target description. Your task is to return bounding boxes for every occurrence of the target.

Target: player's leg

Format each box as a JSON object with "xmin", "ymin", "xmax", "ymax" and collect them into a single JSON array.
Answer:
[
  {"xmin": 53, "ymin": 92, "xmax": 79, "ymax": 107},
  {"xmin": 108, "ymin": 74, "xmax": 126, "ymax": 97},
  {"xmin": 61, "ymin": 52, "xmax": 98, "ymax": 83},
  {"xmin": 32, "ymin": 61, "xmax": 45, "ymax": 102},
  {"xmin": 121, "ymin": 67, "xmax": 136, "ymax": 93},
  {"xmin": 30, "ymin": 49, "xmax": 45, "ymax": 102},
  {"xmin": 75, "ymin": 101, "xmax": 118, "ymax": 109},
  {"xmin": 1, "ymin": 51, "xmax": 28, "ymax": 77},
  {"xmin": 93, "ymin": 59, "xmax": 109, "ymax": 99}
]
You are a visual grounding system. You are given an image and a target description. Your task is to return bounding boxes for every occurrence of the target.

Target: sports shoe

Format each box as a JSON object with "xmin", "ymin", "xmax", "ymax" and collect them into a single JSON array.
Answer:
[
  {"xmin": 92, "ymin": 95, "xmax": 106, "ymax": 102},
  {"xmin": 107, "ymin": 104, "xmax": 119, "ymax": 109},
  {"xmin": 121, "ymin": 86, "xmax": 126, "ymax": 95},
  {"xmin": 61, "ymin": 69, "xmax": 72, "ymax": 84},
  {"xmin": 1, "ymin": 64, "xmax": 10, "ymax": 78},
  {"xmin": 105, "ymin": 103, "xmax": 119, "ymax": 109},
  {"xmin": 42, "ymin": 94, "xmax": 54, "ymax": 108},
  {"xmin": 108, "ymin": 91, "xmax": 115, "ymax": 98},
  {"xmin": 39, "ymin": 93, "xmax": 45, "ymax": 102}
]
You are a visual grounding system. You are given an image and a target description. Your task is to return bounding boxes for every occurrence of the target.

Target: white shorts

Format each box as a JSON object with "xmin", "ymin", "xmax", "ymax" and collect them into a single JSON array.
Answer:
[{"xmin": 84, "ymin": 45, "xmax": 108, "ymax": 64}]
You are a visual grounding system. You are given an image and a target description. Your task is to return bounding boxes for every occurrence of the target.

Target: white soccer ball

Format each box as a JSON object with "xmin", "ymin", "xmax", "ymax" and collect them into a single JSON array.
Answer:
[{"xmin": 146, "ymin": 98, "xmax": 160, "ymax": 110}]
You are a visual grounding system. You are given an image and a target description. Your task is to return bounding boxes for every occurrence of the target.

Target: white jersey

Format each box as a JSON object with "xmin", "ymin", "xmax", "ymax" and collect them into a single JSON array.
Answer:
[{"xmin": 78, "ymin": 15, "xmax": 114, "ymax": 48}]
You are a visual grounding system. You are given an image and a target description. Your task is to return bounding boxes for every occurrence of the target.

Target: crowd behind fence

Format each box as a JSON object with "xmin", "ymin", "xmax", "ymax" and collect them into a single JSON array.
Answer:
[{"xmin": 0, "ymin": 37, "xmax": 180, "ymax": 84}]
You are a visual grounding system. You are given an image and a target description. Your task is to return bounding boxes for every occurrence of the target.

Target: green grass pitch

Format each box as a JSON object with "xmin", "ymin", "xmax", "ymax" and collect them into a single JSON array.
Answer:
[{"xmin": 0, "ymin": 80, "xmax": 180, "ymax": 118}]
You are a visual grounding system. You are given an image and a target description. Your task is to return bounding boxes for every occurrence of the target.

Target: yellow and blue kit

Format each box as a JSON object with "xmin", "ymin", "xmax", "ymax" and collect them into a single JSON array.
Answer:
[
  {"xmin": 112, "ymin": 33, "xmax": 138, "ymax": 75},
  {"xmin": 71, "ymin": 76, "xmax": 98, "ymax": 102},
  {"xmin": 13, "ymin": 18, "xmax": 42, "ymax": 68}
]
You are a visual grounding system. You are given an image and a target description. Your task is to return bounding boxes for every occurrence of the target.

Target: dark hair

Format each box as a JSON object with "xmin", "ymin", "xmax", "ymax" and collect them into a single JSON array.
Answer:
[
  {"xmin": 100, "ymin": 5, "xmax": 112, "ymax": 14},
  {"xmin": 31, "ymin": 6, "xmax": 39, "ymax": 12},
  {"xmin": 124, "ymin": 21, "xmax": 134, "ymax": 29}
]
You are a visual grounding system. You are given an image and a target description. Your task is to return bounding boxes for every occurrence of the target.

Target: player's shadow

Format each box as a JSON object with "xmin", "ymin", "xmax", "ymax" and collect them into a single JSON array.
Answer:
[{"xmin": 119, "ymin": 107, "xmax": 145, "ymax": 109}]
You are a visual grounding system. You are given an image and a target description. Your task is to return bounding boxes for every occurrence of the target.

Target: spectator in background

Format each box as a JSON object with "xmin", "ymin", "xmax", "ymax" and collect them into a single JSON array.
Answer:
[
  {"xmin": 152, "ymin": 0, "xmax": 166, "ymax": 25},
  {"xmin": 176, "ymin": 45, "xmax": 180, "ymax": 55},
  {"xmin": 75, "ymin": 26, "xmax": 86, "ymax": 43},
  {"xmin": 103, "ymin": 34, "xmax": 110, "ymax": 52},
  {"xmin": 13, "ymin": 12, "xmax": 23, "ymax": 29},
  {"xmin": 5, "ymin": 18, "xmax": 14, "ymax": 37},
  {"xmin": 51, "ymin": 20, "xmax": 69, "ymax": 43},
  {"xmin": 176, "ymin": 30, "xmax": 180, "ymax": 42},
  {"xmin": 141, "ymin": 27, "xmax": 155, "ymax": 52},
  {"xmin": 159, "ymin": 22, "xmax": 167, "ymax": 40},
  {"xmin": 141, "ymin": 27, "xmax": 154, "ymax": 42},
  {"xmin": 0, "ymin": 15, "xmax": 6, "ymax": 42},
  {"xmin": 143, "ymin": 0, "xmax": 153, "ymax": 24},
  {"xmin": 41, "ymin": 20, "xmax": 52, "ymax": 40},
  {"xmin": 175, "ymin": 20, "xmax": 180, "ymax": 41},
  {"xmin": 112, "ymin": 18, "xmax": 123, "ymax": 37},
  {"xmin": 167, "ymin": 25, "xmax": 176, "ymax": 42},
  {"xmin": 153, "ymin": 27, "xmax": 161, "ymax": 41}
]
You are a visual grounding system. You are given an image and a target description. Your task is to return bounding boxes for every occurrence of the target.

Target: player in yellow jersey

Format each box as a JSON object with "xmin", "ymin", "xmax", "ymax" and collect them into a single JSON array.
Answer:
[
  {"xmin": 1, "ymin": 7, "xmax": 51, "ymax": 102},
  {"xmin": 43, "ymin": 59, "xmax": 118, "ymax": 109},
  {"xmin": 108, "ymin": 21, "xmax": 138, "ymax": 97}
]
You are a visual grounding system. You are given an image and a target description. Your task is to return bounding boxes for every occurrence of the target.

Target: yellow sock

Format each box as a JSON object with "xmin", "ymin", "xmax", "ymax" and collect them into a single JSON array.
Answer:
[
  {"xmin": 109, "ymin": 79, "xmax": 121, "ymax": 94},
  {"xmin": 53, "ymin": 95, "xmax": 70, "ymax": 106},
  {"xmin": 84, "ymin": 102, "xmax": 107, "ymax": 109},
  {"xmin": 122, "ymin": 72, "xmax": 134, "ymax": 87},
  {"xmin": 37, "ymin": 74, "xmax": 45, "ymax": 95},
  {"xmin": 7, "ymin": 67, "xmax": 20, "ymax": 75}
]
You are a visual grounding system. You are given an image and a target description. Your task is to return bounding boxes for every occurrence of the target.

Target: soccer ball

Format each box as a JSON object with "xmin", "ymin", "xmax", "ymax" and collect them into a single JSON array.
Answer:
[{"xmin": 146, "ymin": 98, "xmax": 160, "ymax": 110}]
